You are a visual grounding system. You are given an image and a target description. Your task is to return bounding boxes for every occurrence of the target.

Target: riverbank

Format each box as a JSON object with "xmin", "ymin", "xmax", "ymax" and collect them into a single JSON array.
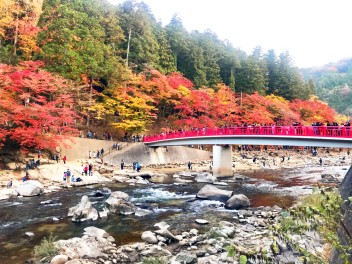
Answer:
[{"xmin": 0, "ymin": 148, "xmax": 350, "ymax": 200}]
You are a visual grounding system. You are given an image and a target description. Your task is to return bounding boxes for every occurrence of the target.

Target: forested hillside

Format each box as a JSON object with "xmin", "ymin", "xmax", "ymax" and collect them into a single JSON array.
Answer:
[
  {"xmin": 302, "ymin": 58, "xmax": 352, "ymax": 116},
  {"xmin": 0, "ymin": 0, "xmax": 349, "ymax": 151}
]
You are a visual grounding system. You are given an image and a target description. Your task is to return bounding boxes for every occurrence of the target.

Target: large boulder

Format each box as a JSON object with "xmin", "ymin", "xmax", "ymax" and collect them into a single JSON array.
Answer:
[
  {"xmin": 68, "ymin": 195, "xmax": 99, "ymax": 222},
  {"xmin": 105, "ymin": 192, "xmax": 135, "ymax": 215},
  {"xmin": 195, "ymin": 172, "xmax": 217, "ymax": 183},
  {"xmin": 56, "ymin": 227, "xmax": 114, "ymax": 259},
  {"xmin": 16, "ymin": 180, "xmax": 44, "ymax": 196},
  {"xmin": 109, "ymin": 191, "xmax": 129, "ymax": 201},
  {"xmin": 339, "ymin": 166, "xmax": 352, "ymax": 200},
  {"xmin": 141, "ymin": 231, "xmax": 158, "ymax": 244},
  {"xmin": 225, "ymin": 194, "xmax": 250, "ymax": 209},
  {"xmin": 196, "ymin": 184, "xmax": 232, "ymax": 202}
]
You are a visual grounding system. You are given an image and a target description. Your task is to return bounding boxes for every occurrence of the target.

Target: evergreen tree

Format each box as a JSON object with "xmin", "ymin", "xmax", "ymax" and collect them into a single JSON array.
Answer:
[
  {"xmin": 37, "ymin": 0, "xmax": 125, "ymax": 82},
  {"xmin": 153, "ymin": 22, "xmax": 176, "ymax": 74},
  {"xmin": 165, "ymin": 15, "xmax": 191, "ymax": 74},
  {"xmin": 117, "ymin": 0, "xmax": 160, "ymax": 72},
  {"xmin": 235, "ymin": 49, "xmax": 267, "ymax": 94}
]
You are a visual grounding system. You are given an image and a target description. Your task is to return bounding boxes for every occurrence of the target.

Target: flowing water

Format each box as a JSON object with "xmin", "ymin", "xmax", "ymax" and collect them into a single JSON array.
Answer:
[{"xmin": 0, "ymin": 167, "xmax": 333, "ymax": 263}]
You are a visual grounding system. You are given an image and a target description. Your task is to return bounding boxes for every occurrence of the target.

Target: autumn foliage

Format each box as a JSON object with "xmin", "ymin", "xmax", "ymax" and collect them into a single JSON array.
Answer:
[
  {"xmin": 89, "ymin": 68, "xmax": 342, "ymax": 134},
  {"xmin": 0, "ymin": 61, "xmax": 77, "ymax": 151}
]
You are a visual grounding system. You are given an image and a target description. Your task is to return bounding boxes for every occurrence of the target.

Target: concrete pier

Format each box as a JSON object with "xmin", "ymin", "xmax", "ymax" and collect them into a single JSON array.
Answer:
[{"xmin": 212, "ymin": 145, "xmax": 233, "ymax": 177}]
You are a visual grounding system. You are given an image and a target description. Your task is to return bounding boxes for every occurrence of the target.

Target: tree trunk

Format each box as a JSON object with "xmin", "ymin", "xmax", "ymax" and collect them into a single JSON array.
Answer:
[
  {"xmin": 86, "ymin": 78, "xmax": 93, "ymax": 127},
  {"xmin": 13, "ymin": 0, "xmax": 20, "ymax": 56},
  {"xmin": 126, "ymin": 28, "xmax": 131, "ymax": 67}
]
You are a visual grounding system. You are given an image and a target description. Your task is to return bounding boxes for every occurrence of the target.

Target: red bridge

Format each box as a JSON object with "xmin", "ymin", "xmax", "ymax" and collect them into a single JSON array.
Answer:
[
  {"xmin": 143, "ymin": 126, "xmax": 351, "ymax": 177},
  {"xmin": 144, "ymin": 126, "xmax": 352, "ymax": 148}
]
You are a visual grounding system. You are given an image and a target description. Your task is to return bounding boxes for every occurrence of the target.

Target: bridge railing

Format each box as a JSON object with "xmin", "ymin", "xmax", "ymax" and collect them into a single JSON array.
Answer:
[{"xmin": 143, "ymin": 126, "xmax": 352, "ymax": 143}]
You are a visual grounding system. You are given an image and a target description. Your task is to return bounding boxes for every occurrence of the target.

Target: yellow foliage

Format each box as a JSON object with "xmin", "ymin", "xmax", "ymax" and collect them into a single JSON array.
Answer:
[
  {"xmin": 334, "ymin": 114, "xmax": 349, "ymax": 124},
  {"xmin": 266, "ymin": 94, "xmax": 289, "ymax": 104},
  {"xmin": 177, "ymin": 85, "xmax": 190, "ymax": 96}
]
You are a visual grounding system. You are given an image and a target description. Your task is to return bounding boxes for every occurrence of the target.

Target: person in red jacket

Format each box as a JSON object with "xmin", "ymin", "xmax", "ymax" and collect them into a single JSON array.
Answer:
[{"xmin": 63, "ymin": 156, "xmax": 67, "ymax": 164}]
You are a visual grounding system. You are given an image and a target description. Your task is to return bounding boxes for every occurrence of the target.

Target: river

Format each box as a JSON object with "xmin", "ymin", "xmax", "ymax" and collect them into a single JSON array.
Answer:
[{"xmin": 0, "ymin": 165, "xmax": 346, "ymax": 263}]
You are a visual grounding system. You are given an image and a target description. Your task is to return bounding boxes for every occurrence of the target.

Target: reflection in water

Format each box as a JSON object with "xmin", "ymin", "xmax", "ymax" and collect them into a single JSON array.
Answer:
[{"xmin": 0, "ymin": 168, "xmax": 320, "ymax": 263}]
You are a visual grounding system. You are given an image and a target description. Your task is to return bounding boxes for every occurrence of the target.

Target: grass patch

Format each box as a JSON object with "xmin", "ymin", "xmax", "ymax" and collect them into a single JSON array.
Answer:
[
  {"xmin": 142, "ymin": 256, "xmax": 168, "ymax": 264},
  {"xmin": 33, "ymin": 234, "xmax": 59, "ymax": 261}
]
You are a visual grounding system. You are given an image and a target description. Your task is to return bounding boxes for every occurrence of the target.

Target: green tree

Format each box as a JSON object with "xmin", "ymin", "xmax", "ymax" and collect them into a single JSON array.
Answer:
[
  {"xmin": 165, "ymin": 15, "xmax": 191, "ymax": 74},
  {"xmin": 37, "ymin": 0, "xmax": 126, "ymax": 126},
  {"xmin": 153, "ymin": 22, "xmax": 176, "ymax": 74},
  {"xmin": 37, "ymin": 0, "xmax": 124, "ymax": 82},
  {"xmin": 118, "ymin": 0, "xmax": 160, "ymax": 71},
  {"xmin": 235, "ymin": 50, "xmax": 267, "ymax": 94}
]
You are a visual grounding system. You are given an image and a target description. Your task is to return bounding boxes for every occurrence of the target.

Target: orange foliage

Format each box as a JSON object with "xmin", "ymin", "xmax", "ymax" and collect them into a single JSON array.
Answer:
[{"xmin": 289, "ymin": 97, "xmax": 336, "ymax": 125}]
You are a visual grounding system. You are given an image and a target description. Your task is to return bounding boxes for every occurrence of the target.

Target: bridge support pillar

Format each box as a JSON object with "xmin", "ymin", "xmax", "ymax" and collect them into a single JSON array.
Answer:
[{"xmin": 212, "ymin": 145, "xmax": 233, "ymax": 177}]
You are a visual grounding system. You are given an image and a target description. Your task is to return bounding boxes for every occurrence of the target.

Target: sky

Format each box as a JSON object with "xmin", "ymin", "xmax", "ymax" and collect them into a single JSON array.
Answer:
[{"xmin": 108, "ymin": 0, "xmax": 352, "ymax": 68}]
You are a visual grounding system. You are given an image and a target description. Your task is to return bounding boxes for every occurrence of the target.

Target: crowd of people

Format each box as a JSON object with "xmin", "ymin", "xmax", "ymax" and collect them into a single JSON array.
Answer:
[
  {"xmin": 83, "ymin": 130, "xmax": 113, "ymax": 141},
  {"xmin": 88, "ymin": 148, "xmax": 105, "ymax": 159},
  {"xmin": 143, "ymin": 121, "xmax": 352, "ymax": 141},
  {"xmin": 120, "ymin": 159, "xmax": 141, "ymax": 172}
]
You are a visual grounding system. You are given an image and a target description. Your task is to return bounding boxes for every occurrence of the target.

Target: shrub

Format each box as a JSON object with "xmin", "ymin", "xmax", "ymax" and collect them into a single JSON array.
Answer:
[
  {"xmin": 33, "ymin": 234, "xmax": 59, "ymax": 261},
  {"xmin": 142, "ymin": 256, "xmax": 168, "ymax": 264}
]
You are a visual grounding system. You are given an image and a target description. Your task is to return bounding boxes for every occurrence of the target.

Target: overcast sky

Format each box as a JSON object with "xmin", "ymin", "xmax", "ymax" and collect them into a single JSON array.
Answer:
[{"xmin": 108, "ymin": 0, "xmax": 352, "ymax": 68}]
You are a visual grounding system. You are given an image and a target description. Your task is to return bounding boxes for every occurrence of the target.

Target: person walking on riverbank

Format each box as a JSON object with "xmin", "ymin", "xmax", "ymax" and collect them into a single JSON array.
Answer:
[
  {"xmin": 66, "ymin": 169, "xmax": 71, "ymax": 182},
  {"xmin": 319, "ymin": 158, "xmax": 323, "ymax": 166},
  {"xmin": 88, "ymin": 164, "xmax": 93, "ymax": 176},
  {"xmin": 136, "ymin": 162, "xmax": 141, "ymax": 172},
  {"xmin": 121, "ymin": 159, "xmax": 124, "ymax": 170},
  {"xmin": 83, "ymin": 164, "xmax": 88, "ymax": 176},
  {"xmin": 188, "ymin": 161, "xmax": 192, "ymax": 170}
]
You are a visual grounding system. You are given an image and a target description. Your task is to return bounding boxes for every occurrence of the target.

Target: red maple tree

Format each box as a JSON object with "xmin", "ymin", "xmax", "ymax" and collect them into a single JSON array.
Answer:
[{"xmin": 0, "ymin": 61, "xmax": 78, "ymax": 151}]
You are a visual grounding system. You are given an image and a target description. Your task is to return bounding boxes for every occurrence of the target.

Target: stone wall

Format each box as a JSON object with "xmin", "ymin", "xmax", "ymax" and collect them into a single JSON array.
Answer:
[
  {"xmin": 105, "ymin": 143, "xmax": 211, "ymax": 166},
  {"xmin": 60, "ymin": 137, "xmax": 114, "ymax": 161}
]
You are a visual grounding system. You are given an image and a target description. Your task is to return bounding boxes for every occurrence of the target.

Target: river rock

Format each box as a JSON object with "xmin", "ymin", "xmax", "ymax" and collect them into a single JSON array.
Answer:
[
  {"xmin": 175, "ymin": 251, "xmax": 197, "ymax": 263},
  {"xmin": 68, "ymin": 195, "xmax": 99, "ymax": 222},
  {"xmin": 175, "ymin": 178, "xmax": 193, "ymax": 183},
  {"xmin": 154, "ymin": 228, "xmax": 179, "ymax": 242},
  {"xmin": 50, "ymin": 254, "xmax": 68, "ymax": 264},
  {"xmin": 196, "ymin": 184, "xmax": 232, "ymax": 202},
  {"xmin": 225, "ymin": 194, "xmax": 250, "ymax": 209},
  {"xmin": 154, "ymin": 221, "xmax": 170, "ymax": 230},
  {"xmin": 113, "ymin": 175, "xmax": 128, "ymax": 182},
  {"xmin": 83, "ymin": 226, "xmax": 109, "ymax": 238},
  {"xmin": 56, "ymin": 227, "xmax": 114, "ymax": 259},
  {"xmin": 195, "ymin": 219, "xmax": 209, "ymax": 225},
  {"xmin": 179, "ymin": 171, "xmax": 193, "ymax": 177},
  {"xmin": 16, "ymin": 180, "xmax": 43, "ymax": 196},
  {"xmin": 135, "ymin": 208, "xmax": 152, "ymax": 217},
  {"xmin": 109, "ymin": 191, "xmax": 129, "ymax": 201},
  {"xmin": 105, "ymin": 192, "xmax": 135, "ymax": 215},
  {"xmin": 195, "ymin": 173, "xmax": 217, "ymax": 183},
  {"xmin": 136, "ymin": 177, "xmax": 150, "ymax": 185},
  {"xmin": 99, "ymin": 208, "xmax": 109, "ymax": 218},
  {"xmin": 25, "ymin": 232, "xmax": 35, "ymax": 238},
  {"xmin": 141, "ymin": 231, "xmax": 158, "ymax": 244}
]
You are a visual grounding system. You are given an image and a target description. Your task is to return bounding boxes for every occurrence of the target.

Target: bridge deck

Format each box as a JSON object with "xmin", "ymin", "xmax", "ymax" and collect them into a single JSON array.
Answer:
[{"xmin": 143, "ymin": 126, "xmax": 352, "ymax": 148}]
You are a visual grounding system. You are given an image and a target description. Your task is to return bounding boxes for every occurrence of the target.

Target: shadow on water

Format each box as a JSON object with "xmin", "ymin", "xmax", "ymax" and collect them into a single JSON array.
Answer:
[{"xmin": 0, "ymin": 168, "xmax": 320, "ymax": 263}]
